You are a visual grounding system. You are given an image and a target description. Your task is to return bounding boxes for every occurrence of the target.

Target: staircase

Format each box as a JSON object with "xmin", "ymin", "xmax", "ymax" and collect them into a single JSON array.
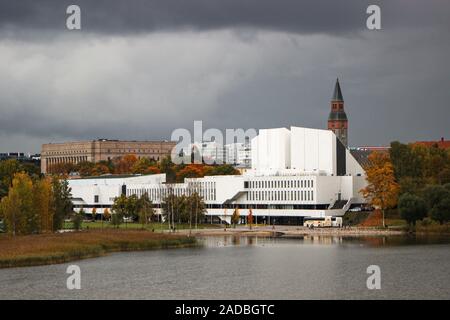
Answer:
[{"xmin": 330, "ymin": 200, "xmax": 347, "ymax": 210}]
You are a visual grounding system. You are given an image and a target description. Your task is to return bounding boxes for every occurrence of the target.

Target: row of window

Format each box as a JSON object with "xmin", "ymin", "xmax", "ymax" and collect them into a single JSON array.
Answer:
[
  {"xmin": 45, "ymin": 149, "xmax": 170, "ymax": 156},
  {"xmin": 106, "ymin": 149, "xmax": 165, "ymax": 154},
  {"xmin": 248, "ymin": 190, "xmax": 314, "ymax": 202},
  {"xmin": 247, "ymin": 179, "xmax": 314, "ymax": 189},
  {"xmin": 127, "ymin": 184, "xmax": 217, "ymax": 202}
]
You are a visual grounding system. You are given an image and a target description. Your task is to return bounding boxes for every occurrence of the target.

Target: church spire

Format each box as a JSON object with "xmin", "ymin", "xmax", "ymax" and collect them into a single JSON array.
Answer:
[
  {"xmin": 328, "ymin": 78, "xmax": 348, "ymax": 147},
  {"xmin": 332, "ymin": 78, "xmax": 344, "ymax": 102}
]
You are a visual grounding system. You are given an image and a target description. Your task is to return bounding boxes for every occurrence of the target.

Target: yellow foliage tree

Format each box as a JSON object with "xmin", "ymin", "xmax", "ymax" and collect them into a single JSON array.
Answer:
[
  {"xmin": 33, "ymin": 178, "xmax": 55, "ymax": 233},
  {"xmin": 0, "ymin": 173, "xmax": 34, "ymax": 235},
  {"xmin": 361, "ymin": 152, "xmax": 399, "ymax": 227}
]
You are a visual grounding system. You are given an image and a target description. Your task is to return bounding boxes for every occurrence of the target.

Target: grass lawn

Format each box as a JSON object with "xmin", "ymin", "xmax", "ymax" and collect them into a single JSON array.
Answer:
[
  {"xmin": 63, "ymin": 220, "xmax": 223, "ymax": 231},
  {"xmin": 0, "ymin": 229, "xmax": 198, "ymax": 269}
]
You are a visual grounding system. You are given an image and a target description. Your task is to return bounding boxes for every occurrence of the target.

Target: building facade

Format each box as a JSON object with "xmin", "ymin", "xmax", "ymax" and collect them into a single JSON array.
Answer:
[
  {"xmin": 69, "ymin": 127, "xmax": 367, "ymax": 224},
  {"xmin": 41, "ymin": 139, "xmax": 176, "ymax": 173},
  {"xmin": 328, "ymin": 78, "xmax": 348, "ymax": 147}
]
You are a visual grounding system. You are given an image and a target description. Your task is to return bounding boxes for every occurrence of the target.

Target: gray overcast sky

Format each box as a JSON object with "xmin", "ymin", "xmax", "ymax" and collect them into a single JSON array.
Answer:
[{"xmin": 0, "ymin": 0, "xmax": 449, "ymax": 153}]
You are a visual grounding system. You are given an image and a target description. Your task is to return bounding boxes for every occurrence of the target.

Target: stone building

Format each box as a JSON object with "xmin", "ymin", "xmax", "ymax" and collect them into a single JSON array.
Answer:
[{"xmin": 40, "ymin": 139, "xmax": 176, "ymax": 173}]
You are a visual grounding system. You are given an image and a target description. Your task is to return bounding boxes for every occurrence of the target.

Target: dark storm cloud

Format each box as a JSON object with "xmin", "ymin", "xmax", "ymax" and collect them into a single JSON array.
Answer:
[
  {"xmin": 1, "ymin": 0, "xmax": 449, "ymax": 35},
  {"xmin": 0, "ymin": 0, "xmax": 450, "ymax": 153}
]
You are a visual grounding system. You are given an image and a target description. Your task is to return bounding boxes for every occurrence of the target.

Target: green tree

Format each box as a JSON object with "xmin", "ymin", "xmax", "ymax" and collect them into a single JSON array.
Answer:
[
  {"xmin": 188, "ymin": 192, "xmax": 206, "ymax": 228},
  {"xmin": 159, "ymin": 156, "xmax": 176, "ymax": 183},
  {"xmin": 421, "ymin": 185, "xmax": 449, "ymax": 210},
  {"xmin": 137, "ymin": 193, "xmax": 155, "ymax": 226},
  {"xmin": 430, "ymin": 198, "xmax": 450, "ymax": 225},
  {"xmin": 111, "ymin": 211, "xmax": 123, "ymax": 228},
  {"xmin": 0, "ymin": 159, "xmax": 22, "ymax": 198},
  {"xmin": 111, "ymin": 194, "xmax": 127, "ymax": 228},
  {"xmin": 76, "ymin": 161, "xmax": 95, "ymax": 177},
  {"xmin": 52, "ymin": 178, "xmax": 72, "ymax": 231},
  {"xmin": 125, "ymin": 194, "xmax": 139, "ymax": 222},
  {"xmin": 443, "ymin": 183, "xmax": 450, "ymax": 193},
  {"xmin": 73, "ymin": 209, "xmax": 84, "ymax": 231},
  {"xmin": 205, "ymin": 164, "xmax": 240, "ymax": 176},
  {"xmin": 398, "ymin": 193, "xmax": 427, "ymax": 226},
  {"xmin": 132, "ymin": 157, "xmax": 157, "ymax": 174}
]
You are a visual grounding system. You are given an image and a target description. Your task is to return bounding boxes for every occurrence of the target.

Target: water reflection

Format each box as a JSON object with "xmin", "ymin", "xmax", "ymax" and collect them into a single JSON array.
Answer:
[{"xmin": 199, "ymin": 234, "xmax": 450, "ymax": 248}]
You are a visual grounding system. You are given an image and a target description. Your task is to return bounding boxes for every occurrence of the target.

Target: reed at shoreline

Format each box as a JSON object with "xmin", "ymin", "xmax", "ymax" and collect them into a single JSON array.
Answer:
[{"xmin": 0, "ymin": 229, "xmax": 197, "ymax": 269}]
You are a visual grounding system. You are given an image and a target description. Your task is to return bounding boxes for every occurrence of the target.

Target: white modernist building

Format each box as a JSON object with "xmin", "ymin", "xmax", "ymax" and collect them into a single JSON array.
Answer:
[{"xmin": 69, "ymin": 126, "xmax": 367, "ymax": 224}]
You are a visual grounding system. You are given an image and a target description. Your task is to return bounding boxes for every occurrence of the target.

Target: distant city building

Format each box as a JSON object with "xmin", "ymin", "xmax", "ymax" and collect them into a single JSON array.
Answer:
[
  {"xmin": 184, "ymin": 141, "xmax": 226, "ymax": 164},
  {"xmin": 41, "ymin": 139, "xmax": 176, "ymax": 174},
  {"xmin": 182, "ymin": 140, "xmax": 252, "ymax": 167},
  {"xmin": 225, "ymin": 140, "xmax": 251, "ymax": 167},
  {"xmin": 328, "ymin": 78, "xmax": 348, "ymax": 147},
  {"xmin": 414, "ymin": 137, "xmax": 450, "ymax": 150},
  {"xmin": 0, "ymin": 152, "xmax": 40, "ymax": 162}
]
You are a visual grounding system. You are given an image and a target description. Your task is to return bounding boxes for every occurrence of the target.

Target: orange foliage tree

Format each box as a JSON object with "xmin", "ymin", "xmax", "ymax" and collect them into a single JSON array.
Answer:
[
  {"xmin": 114, "ymin": 154, "xmax": 138, "ymax": 174},
  {"xmin": 176, "ymin": 164, "xmax": 206, "ymax": 182},
  {"xmin": 361, "ymin": 152, "xmax": 399, "ymax": 227}
]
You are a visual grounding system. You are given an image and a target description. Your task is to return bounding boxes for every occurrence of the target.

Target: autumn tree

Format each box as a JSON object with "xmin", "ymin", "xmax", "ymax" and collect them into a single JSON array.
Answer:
[
  {"xmin": 91, "ymin": 163, "xmax": 110, "ymax": 176},
  {"xmin": 361, "ymin": 152, "xmax": 399, "ymax": 228},
  {"xmin": 48, "ymin": 162, "xmax": 76, "ymax": 176},
  {"xmin": 0, "ymin": 173, "xmax": 34, "ymax": 235},
  {"xmin": 91, "ymin": 207, "xmax": 97, "ymax": 221},
  {"xmin": 102, "ymin": 207, "xmax": 111, "ymax": 229},
  {"xmin": 114, "ymin": 154, "xmax": 138, "ymax": 174},
  {"xmin": 77, "ymin": 161, "xmax": 95, "ymax": 177},
  {"xmin": 231, "ymin": 208, "xmax": 240, "ymax": 228},
  {"xmin": 176, "ymin": 164, "xmax": 205, "ymax": 182},
  {"xmin": 0, "ymin": 159, "xmax": 30, "ymax": 198},
  {"xmin": 247, "ymin": 208, "xmax": 253, "ymax": 230},
  {"xmin": 132, "ymin": 157, "xmax": 158, "ymax": 174},
  {"xmin": 33, "ymin": 178, "xmax": 55, "ymax": 233}
]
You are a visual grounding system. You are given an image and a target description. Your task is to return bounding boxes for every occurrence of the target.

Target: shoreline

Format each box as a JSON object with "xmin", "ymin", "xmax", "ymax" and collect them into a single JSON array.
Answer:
[
  {"xmin": 0, "ymin": 229, "xmax": 198, "ymax": 269},
  {"xmin": 170, "ymin": 226, "xmax": 407, "ymax": 237}
]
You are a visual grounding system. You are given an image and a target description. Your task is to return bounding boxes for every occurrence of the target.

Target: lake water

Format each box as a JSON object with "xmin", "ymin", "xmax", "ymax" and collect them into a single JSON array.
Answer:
[{"xmin": 1, "ymin": 235, "xmax": 450, "ymax": 299}]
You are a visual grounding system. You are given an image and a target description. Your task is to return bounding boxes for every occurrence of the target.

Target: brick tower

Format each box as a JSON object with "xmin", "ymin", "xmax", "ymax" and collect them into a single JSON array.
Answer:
[{"xmin": 328, "ymin": 78, "xmax": 348, "ymax": 147}]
